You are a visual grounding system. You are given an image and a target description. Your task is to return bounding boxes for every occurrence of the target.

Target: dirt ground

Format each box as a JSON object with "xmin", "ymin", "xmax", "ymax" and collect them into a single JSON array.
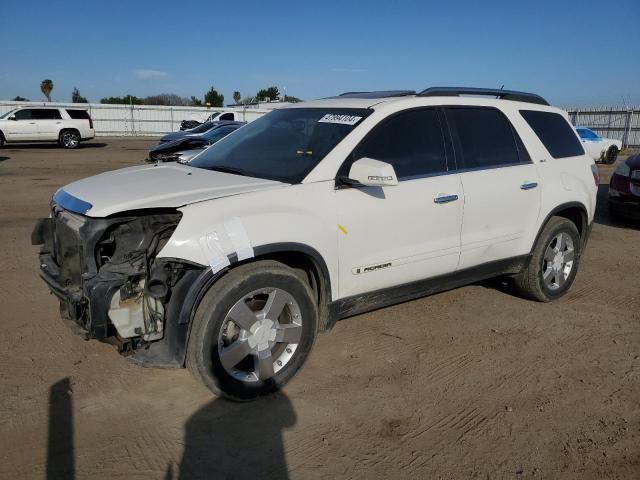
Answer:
[{"xmin": 0, "ymin": 138, "xmax": 638, "ymax": 480}]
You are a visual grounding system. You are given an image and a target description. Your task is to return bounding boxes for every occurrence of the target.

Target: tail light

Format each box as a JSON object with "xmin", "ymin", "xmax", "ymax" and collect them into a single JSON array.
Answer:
[
  {"xmin": 590, "ymin": 164, "xmax": 599, "ymax": 186},
  {"xmin": 88, "ymin": 114, "xmax": 94, "ymax": 130}
]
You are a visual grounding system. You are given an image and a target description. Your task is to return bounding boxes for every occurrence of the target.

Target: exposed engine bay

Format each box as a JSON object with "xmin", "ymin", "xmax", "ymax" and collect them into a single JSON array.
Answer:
[{"xmin": 32, "ymin": 205, "xmax": 191, "ymax": 355}]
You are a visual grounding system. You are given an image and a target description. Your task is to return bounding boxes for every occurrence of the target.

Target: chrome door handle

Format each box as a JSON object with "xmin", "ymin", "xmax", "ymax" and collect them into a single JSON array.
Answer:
[
  {"xmin": 434, "ymin": 194, "xmax": 459, "ymax": 204},
  {"xmin": 520, "ymin": 182, "xmax": 538, "ymax": 190},
  {"xmin": 56, "ymin": 121, "xmax": 62, "ymax": 124},
  {"xmin": 29, "ymin": 122, "xmax": 36, "ymax": 124}
]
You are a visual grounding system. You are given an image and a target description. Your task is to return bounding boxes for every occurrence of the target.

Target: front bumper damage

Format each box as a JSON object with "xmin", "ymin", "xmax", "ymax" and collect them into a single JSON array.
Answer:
[{"xmin": 32, "ymin": 206, "xmax": 202, "ymax": 365}]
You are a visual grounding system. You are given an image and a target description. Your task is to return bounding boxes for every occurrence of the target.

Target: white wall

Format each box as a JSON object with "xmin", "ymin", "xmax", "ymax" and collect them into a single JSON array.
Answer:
[{"xmin": 0, "ymin": 101, "xmax": 269, "ymax": 136}]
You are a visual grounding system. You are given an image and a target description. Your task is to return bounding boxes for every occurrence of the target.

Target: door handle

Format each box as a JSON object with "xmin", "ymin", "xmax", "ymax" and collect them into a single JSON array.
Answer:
[
  {"xmin": 56, "ymin": 121, "xmax": 62, "ymax": 124},
  {"xmin": 520, "ymin": 182, "xmax": 538, "ymax": 190},
  {"xmin": 434, "ymin": 194, "xmax": 459, "ymax": 204},
  {"xmin": 29, "ymin": 122, "xmax": 36, "ymax": 124}
]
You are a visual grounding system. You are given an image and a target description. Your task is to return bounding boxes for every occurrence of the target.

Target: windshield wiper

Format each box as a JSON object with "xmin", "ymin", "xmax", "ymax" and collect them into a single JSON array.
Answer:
[{"xmin": 206, "ymin": 166, "xmax": 251, "ymax": 177}]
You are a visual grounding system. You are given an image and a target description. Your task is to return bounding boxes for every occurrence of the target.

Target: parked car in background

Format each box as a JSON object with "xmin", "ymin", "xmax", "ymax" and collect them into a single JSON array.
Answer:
[
  {"xmin": 179, "ymin": 111, "xmax": 242, "ymax": 131},
  {"xmin": 576, "ymin": 127, "xmax": 622, "ymax": 164},
  {"xmin": 609, "ymin": 153, "xmax": 640, "ymax": 221},
  {"xmin": 148, "ymin": 123, "xmax": 244, "ymax": 163},
  {"xmin": 160, "ymin": 121, "xmax": 244, "ymax": 143},
  {"xmin": 33, "ymin": 87, "xmax": 597, "ymax": 401},
  {"xmin": 0, "ymin": 107, "xmax": 94, "ymax": 149}
]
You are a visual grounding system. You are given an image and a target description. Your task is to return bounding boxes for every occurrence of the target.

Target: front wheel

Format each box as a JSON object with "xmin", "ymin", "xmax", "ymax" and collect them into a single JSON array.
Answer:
[
  {"xmin": 187, "ymin": 260, "xmax": 318, "ymax": 401},
  {"xmin": 59, "ymin": 130, "xmax": 80, "ymax": 149},
  {"xmin": 515, "ymin": 217, "xmax": 581, "ymax": 302}
]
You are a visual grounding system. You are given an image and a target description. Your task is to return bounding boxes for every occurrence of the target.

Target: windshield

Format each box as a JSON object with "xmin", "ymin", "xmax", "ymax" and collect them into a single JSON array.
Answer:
[
  {"xmin": 191, "ymin": 121, "xmax": 214, "ymax": 133},
  {"xmin": 577, "ymin": 128, "xmax": 599, "ymax": 140},
  {"xmin": 190, "ymin": 108, "xmax": 371, "ymax": 183},
  {"xmin": 0, "ymin": 109, "xmax": 16, "ymax": 119}
]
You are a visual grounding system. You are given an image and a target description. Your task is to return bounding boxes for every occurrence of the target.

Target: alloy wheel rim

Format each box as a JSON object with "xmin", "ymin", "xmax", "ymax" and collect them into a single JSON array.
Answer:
[
  {"xmin": 217, "ymin": 287, "xmax": 303, "ymax": 383},
  {"xmin": 63, "ymin": 133, "xmax": 78, "ymax": 147},
  {"xmin": 541, "ymin": 232, "xmax": 575, "ymax": 290}
]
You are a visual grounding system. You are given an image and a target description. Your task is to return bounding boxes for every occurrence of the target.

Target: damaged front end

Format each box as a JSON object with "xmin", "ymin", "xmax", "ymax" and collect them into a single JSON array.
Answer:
[{"xmin": 32, "ymin": 203, "xmax": 200, "ymax": 362}]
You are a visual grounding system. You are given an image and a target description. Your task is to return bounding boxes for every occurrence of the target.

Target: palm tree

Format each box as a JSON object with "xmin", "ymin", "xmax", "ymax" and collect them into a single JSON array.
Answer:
[
  {"xmin": 233, "ymin": 91, "xmax": 241, "ymax": 105},
  {"xmin": 40, "ymin": 79, "xmax": 54, "ymax": 102}
]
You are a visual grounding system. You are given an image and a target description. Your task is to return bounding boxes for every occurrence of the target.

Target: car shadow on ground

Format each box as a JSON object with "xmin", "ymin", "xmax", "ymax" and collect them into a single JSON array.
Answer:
[
  {"xmin": 4, "ymin": 142, "xmax": 108, "ymax": 150},
  {"xmin": 594, "ymin": 184, "xmax": 639, "ymax": 229},
  {"xmin": 0, "ymin": 156, "xmax": 10, "ymax": 162},
  {"xmin": 173, "ymin": 392, "xmax": 295, "ymax": 479},
  {"xmin": 45, "ymin": 378, "xmax": 296, "ymax": 480}
]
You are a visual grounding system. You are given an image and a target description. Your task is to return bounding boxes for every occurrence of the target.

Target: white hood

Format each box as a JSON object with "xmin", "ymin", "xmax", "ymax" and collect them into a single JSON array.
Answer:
[{"xmin": 58, "ymin": 163, "xmax": 285, "ymax": 217}]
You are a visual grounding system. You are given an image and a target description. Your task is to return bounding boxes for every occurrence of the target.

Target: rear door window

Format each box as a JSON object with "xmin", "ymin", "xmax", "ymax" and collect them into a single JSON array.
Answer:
[
  {"xmin": 446, "ymin": 107, "xmax": 525, "ymax": 169},
  {"xmin": 33, "ymin": 109, "xmax": 62, "ymax": 120},
  {"xmin": 520, "ymin": 110, "xmax": 584, "ymax": 158},
  {"xmin": 349, "ymin": 108, "xmax": 448, "ymax": 179}
]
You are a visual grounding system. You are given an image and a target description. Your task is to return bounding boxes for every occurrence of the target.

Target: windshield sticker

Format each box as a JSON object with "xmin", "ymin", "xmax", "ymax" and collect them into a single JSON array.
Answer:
[{"xmin": 318, "ymin": 114, "xmax": 362, "ymax": 126}]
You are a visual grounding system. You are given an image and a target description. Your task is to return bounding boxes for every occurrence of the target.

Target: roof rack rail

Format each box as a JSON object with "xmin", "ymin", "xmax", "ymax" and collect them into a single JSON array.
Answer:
[
  {"xmin": 417, "ymin": 87, "xmax": 549, "ymax": 106},
  {"xmin": 337, "ymin": 90, "xmax": 416, "ymax": 99}
]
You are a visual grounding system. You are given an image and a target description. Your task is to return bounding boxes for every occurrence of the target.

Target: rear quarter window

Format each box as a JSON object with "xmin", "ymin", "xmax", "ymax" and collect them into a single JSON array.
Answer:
[
  {"xmin": 520, "ymin": 110, "xmax": 584, "ymax": 158},
  {"xmin": 66, "ymin": 109, "xmax": 90, "ymax": 120}
]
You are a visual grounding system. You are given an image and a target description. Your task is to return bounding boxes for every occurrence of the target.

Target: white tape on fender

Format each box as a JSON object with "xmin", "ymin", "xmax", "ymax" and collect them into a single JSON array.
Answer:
[
  {"xmin": 224, "ymin": 217, "xmax": 254, "ymax": 261},
  {"xmin": 199, "ymin": 217, "xmax": 254, "ymax": 273},
  {"xmin": 198, "ymin": 232, "xmax": 231, "ymax": 273}
]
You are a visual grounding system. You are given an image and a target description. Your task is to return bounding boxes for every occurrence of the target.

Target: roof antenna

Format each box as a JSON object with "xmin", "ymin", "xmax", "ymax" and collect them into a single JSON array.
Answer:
[{"xmin": 498, "ymin": 85, "xmax": 504, "ymax": 99}]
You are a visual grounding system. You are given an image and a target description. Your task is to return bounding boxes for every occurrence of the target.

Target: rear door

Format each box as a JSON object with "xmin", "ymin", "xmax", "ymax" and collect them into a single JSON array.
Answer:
[
  {"xmin": 445, "ymin": 106, "xmax": 541, "ymax": 269},
  {"xmin": 336, "ymin": 108, "xmax": 463, "ymax": 297},
  {"xmin": 4, "ymin": 109, "xmax": 39, "ymax": 141},
  {"xmin": 33, "ymin": 109, "xmax": 63, "ymax": 140}
]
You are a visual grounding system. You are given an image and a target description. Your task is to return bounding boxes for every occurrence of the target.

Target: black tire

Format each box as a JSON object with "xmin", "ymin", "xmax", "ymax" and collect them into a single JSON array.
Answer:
[
  {"xmin": 186, "ymin": 260, "xmax": 318, "ymax": 401},
  {"xmin": 59, "ymin": 130, "xmax": 80, "ymax": 149},
  {"xmin": 0, "ymin": 131, "xmax": 4, "ymax": 148},
  {"xmin": 606, "ymin": 146, "xmax": 619, "ymax": 164},
  {"xmin": 514, "ymin": 217, "xmax": 581, "ymax": 302}
]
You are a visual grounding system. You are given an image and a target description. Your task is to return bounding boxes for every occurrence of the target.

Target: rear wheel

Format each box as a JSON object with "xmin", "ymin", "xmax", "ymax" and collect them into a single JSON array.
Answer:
[
  {"xmin": 515, "ymin": 217, "xmax": 581, "ymax": 302},
  {"xmin": 606, "ymin": 146, "xmax": 619, "ymax": 164},
  {"xmin": 0, "ymin": 131, "xmax": 4, "ymax": 148},
  {"xmin": 187, "ymin": 260, "xmax": 318, "ymax": 401},
  {"xmin": 59, "ymin": 130, "xmax": 80, "ymax": 149}
]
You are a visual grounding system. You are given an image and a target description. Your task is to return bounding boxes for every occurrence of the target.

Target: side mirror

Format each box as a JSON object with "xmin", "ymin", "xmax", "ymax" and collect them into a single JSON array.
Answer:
[
  {"xmin": 345, "ymin": 157, "xmax": 398, "ymax": 187},
  {"xmin": 9, "ymin": 115, "xmax": 16, "ymax": 121}
]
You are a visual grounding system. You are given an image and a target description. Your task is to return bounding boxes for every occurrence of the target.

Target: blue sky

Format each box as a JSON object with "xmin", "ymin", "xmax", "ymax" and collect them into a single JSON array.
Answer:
[{"xmin": 1, "ymin": 0, "xmax": 638, "ymax": 107}]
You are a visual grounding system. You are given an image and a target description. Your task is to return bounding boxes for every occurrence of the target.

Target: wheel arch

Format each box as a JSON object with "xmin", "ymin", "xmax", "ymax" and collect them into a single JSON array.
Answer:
[
  {"xmin": 58, "ymin": 127, "xmax": 81, "ymax": 140},
  {"xmin": 532, "ymin": 202, "xmax": 589, "ymax": 254},
  {"xmin": 173, "ymin": 242, "xmax": 333, "ymax": 366}
]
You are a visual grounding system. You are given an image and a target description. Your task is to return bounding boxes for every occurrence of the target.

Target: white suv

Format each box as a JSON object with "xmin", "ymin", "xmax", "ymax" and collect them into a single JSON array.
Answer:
[
  {"xmin": 0, "ymin": 107, "xmax": 95, "ymax": 148},
  {"xmin": 32, "ymin": 87, "xmax": 598, "ymax": 400}
]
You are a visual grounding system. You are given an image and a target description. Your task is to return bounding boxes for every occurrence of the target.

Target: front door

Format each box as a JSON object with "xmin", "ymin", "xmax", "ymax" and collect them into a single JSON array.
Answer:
[
  {"xmin": 4, "ymin": 109, "xmax": 39, "ymax": 141},
  {"xmin": 336, "ymin": 108, "xmax": 463, "ymax": 298}
]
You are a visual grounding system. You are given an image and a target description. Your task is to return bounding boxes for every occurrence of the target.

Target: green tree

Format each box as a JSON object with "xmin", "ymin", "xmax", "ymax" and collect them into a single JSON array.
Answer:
[
  {"xmin": 283, "ymin": 95, "xmax": 302, "ymax": 103},
  {"xmin": 190, "ymin": 96, "xmax": 203, "ymax": 106},
  {"xmin": 204, "ymin": 86, "xmax": 224, "ymax": 107},
  {"xmin": 40, "ymin": 79, "xmax": 54, "ymax": 102},
  {"xmin": 12, "ymin": 96, "xmax": 30, "ymax": 101},
  {"xmin": 100, "ymin": 94, "xmax": 144, "ymax": 105},
  {"xmin": 256, "ymin": 86, "xmax": 280, "ymax": 102},
  {"xmin": 72, "ymin": 87, "xmax": 88, "ymax": 103},
  {"xmin": 233, "ymin": 91, "xmax": 241, "ymax": 104}
]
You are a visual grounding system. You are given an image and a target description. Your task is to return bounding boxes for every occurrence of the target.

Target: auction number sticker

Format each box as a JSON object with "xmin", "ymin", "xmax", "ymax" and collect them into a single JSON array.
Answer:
[{"xmin": 318, "ymin": 114, "xmax": 362, "ymax": 126}]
